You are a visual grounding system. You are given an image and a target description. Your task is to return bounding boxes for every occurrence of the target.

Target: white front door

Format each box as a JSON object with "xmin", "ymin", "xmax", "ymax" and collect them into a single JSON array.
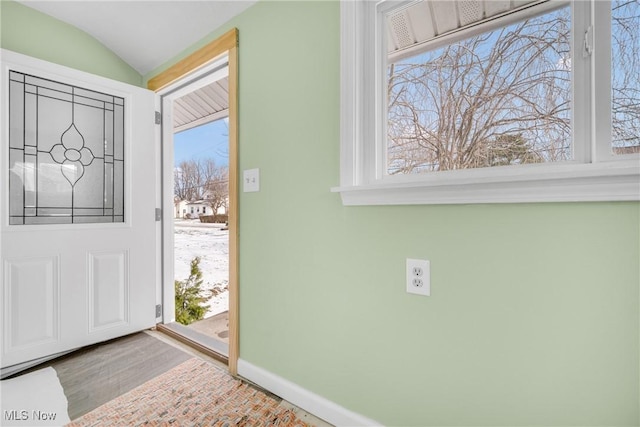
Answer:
[{"xmin": 0, "ymin": 50, "xmax": 157, "ymax": 368}]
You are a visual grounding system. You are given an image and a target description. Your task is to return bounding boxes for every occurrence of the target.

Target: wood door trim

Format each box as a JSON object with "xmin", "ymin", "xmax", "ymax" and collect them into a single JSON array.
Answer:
[
  {"xmin": 226, "ymin": 44, "xmax": 239, "ymax": 376},
  {"xmin": 147, "ymin": 28, "xmax": 238, "ymax": 92},
  {"xmin": 149, "ymin": 29, "xmax": 240, "ymax": 375}
]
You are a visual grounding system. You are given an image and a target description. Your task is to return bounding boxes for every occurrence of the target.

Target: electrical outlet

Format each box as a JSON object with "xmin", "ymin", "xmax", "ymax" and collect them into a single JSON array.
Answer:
[{"xmin": 406, "ymin": 258, "xmax": 430, "ymax": 296}]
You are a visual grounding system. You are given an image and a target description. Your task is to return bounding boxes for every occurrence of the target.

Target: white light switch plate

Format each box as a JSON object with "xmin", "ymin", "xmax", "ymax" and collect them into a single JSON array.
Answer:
[{"xmin": 243, "ymin": 168, "xmax": 260, "ymax": 192}]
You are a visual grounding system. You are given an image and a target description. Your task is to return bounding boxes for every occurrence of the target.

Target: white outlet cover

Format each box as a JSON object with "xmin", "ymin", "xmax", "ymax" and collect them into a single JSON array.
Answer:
[
  {"xmin": 243, "ymin": 168, "xmax": 260, "ymax": 192},
  {"xmin": 406, "ymin": 258, "xmax": 430, "ymax": 296}
]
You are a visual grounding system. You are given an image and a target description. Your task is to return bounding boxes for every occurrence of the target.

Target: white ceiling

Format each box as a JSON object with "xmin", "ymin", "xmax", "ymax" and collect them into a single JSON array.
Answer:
[{"xmin": 16, "ymin": 0, "xmax": 257, "ymax": 75}]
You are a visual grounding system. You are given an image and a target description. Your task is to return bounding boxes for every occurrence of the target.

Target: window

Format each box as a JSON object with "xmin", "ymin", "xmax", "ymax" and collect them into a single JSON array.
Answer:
[
  {"xmin": 387, "ymin": 4, "xmax": 571, "ymax": 174},
  {"xmin": 334, "ymin": 0, "xmax": 639, "ymax": 205},
  {"xmin": 9, "ymin": 71, "xmax": 125, "ymax": 224},
  {"xmin": 610, "ymin": 0, "xmax": 640, "ymax": 154}
]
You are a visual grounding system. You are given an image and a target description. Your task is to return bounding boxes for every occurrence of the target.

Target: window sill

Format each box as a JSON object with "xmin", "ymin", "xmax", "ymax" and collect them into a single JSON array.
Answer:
[{"xmin": 331, "ymin": 162, "xmax": 640, "ymax": 205}]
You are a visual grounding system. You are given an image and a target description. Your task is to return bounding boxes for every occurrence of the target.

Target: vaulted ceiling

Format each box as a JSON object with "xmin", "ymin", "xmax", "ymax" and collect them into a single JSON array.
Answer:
[
  {"xmin": 16, "ymin": 0, "xmax": 256, "ymax": 75},
  {"xmin": 16, "ymin": 1, "xmax": 250, "ymax": 131}
]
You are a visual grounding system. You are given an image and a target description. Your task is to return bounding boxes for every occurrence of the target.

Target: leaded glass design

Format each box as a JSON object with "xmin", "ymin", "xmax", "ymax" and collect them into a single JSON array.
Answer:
[{"xmin": 8, "ymin": 71, "xmax": 125, "ymax": 225}]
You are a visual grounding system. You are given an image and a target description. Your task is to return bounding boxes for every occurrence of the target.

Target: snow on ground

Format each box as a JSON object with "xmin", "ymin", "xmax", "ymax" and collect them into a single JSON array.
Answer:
[{"xmin": 174, "ymin": 219, "xmax": 229, "ymax": 318}]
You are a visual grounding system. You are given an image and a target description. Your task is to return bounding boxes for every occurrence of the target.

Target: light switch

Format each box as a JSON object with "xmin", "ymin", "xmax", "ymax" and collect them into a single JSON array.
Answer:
[{"xmin": 243, "ymin": 168, "xmax": 260, "ymax": 192}]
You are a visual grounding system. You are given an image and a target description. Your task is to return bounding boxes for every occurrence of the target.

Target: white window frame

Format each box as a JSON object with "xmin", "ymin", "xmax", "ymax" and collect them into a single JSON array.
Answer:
[{"xmin": 332, "ymin": 0, "xmax": 640, "ymax": 205}]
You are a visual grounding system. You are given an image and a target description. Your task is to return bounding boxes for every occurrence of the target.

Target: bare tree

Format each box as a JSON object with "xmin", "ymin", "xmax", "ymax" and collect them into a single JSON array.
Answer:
[
  {"xmin": 387, "ymin": 7, "xmax": 572, "ymax": 174},
  {"xmin": 174, "ymin": 160, "xmax": 203, "ymax": 201},
  {"xmin": 612, "ymin": 0, "xmax": 640, "ymax": 150},
  {"xmin": 174, "ymin": 158, "xmax": 228, "ymax": 204},
  {"xmin": 204, "ymin": 167, "xmax": 229, "ymax": 216}
]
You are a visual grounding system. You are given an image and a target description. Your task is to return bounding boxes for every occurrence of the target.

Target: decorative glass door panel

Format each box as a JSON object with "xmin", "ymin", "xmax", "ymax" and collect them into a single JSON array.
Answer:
[{"xmin": 9, "ymin": 71, "xmax": 125, "ymax": 225}]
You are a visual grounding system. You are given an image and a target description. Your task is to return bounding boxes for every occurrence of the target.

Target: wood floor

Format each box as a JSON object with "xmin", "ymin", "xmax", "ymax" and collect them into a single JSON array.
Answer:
[
  {"xmin": 28, "ymin": 332, "xmax": 193, "ymax": 420},
  {"xmin": 9, "ymin": 331, "xmax": 332, "ymax": 426}
]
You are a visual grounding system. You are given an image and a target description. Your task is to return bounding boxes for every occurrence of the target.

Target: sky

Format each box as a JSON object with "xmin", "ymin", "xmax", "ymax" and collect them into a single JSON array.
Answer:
[{"xmin": 173, "ymin": 118, "xmax": 229, "ymax": 167}]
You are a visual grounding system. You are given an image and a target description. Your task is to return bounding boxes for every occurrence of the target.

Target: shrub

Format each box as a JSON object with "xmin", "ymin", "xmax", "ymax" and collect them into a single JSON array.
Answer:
[
  {"xmin": 214, "ymin": 214, "xmax": 229, "ymax": 224},
  {"xmin": 199, "ymin": 215, "xmax": 215, "ymax": 223},
  {"xmin": 199, "ymin": 214, "xmax": 228, "ymax": 224},
  {"xmin": 175, "ymin": 257, "xmax": 211, "ymax": 325}
]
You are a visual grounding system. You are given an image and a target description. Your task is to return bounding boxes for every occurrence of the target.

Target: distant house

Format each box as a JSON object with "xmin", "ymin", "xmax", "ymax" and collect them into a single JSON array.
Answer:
[
  {"xmin": 174, "ymin": 199, "xmax": 190, "ymax": 219},
  {"xmin": 186, "ymin": 200, "xmax": 212, "ymax": 218},
  {"xmin": 174, "ymin": 199, "xmax": 227, "ymax": 219},
  {"xmin": 174, "ymin": 199, "xmax": 210, "ymax": 219}
]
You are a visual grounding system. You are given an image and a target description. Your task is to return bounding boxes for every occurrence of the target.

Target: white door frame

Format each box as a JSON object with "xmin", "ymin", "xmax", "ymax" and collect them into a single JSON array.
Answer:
[{"xmin": 157, "ymin": 56, "xmax": 229, "ymax": 325}]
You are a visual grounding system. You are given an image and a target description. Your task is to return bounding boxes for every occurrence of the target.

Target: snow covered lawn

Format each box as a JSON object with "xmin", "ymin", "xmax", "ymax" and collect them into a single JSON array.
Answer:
[{"xmin": 174, "ymin": 219, "xmax": 229, "ymax": 318}]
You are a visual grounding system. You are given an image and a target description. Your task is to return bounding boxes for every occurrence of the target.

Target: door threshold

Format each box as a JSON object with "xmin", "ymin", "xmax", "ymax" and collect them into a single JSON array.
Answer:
[{"xmin": 157, "ymin": 323, "xmax": 228, "ymax": 365}]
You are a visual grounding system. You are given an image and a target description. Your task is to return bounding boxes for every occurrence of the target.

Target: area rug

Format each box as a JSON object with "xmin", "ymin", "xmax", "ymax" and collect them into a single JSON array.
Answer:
[
  {"xmin": 67, "ymin": 358, "xmax": 311, "ymax": 427},
  {"xmin": 1, "ymin": 367, "xmax": 71, "ymax": 426}
]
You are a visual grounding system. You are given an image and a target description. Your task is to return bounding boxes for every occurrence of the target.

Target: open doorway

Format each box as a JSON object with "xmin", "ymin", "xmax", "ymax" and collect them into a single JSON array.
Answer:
[
  {"xmin": 160, "ymin": 62, "xmax": 230, "ymax": 360},
  {"xmin": 149, "ymin": 29, "xmax": 239, "ymax": 372},
  {"xmin": 172, "ymin": 89, "xmax": 230, "ymax": 354}
]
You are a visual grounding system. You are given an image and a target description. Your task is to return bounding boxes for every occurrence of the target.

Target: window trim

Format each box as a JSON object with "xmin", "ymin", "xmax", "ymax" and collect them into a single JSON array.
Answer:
[{"xmin": 333, "ymin": 0, "xmax": 640, "ymax": 205}]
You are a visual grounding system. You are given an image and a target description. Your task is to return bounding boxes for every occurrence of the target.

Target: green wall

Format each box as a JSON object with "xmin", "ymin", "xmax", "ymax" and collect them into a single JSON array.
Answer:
[
  {"xmin": 148, "ymin": 2, "xmax": 639, "ymax": 425},
  {"xmin": 3, "ymin": 0, "xmax": 637, "ymax": 424},
  {"xmin": 0, "ymin": 0, "xmax": 141, "ymax": 86}
]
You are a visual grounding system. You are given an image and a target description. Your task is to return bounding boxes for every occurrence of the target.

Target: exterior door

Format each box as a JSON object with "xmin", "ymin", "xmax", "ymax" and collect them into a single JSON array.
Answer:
[{"xmin": 0, "ymin": 50, "xmax": 157, "ymax": 368}]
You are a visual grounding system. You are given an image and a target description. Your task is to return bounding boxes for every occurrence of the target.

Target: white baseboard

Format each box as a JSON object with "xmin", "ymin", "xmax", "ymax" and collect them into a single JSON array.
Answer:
[{"xmin": 237, "ymin": 359, "xmax": 382, "ymax": 427}]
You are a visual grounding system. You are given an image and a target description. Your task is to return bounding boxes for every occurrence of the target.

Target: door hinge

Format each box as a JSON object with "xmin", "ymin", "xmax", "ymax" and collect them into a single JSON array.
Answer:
[
  {"xmin": 155, "ymin": 111, "xmax": 162, "ymax": 125},
  {"xmin": 583, "ymin": 25, "xmax": 594, "ymax": 58},
  {"xmin": 155, "ymin": 208, "xmax": 162, "ymax": 221},
  {"xmin": 156, "ymin": 304, "xmax": 162, "ymax": 318}
]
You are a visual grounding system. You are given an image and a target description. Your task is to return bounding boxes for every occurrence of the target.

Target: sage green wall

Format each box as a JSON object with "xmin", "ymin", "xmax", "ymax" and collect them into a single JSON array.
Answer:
[
  {"xmin": 148, "ymin": 2, "xmax": 639, "ymax": 425},
  {"xmin": 145, "ymin": 1, "xmax": 640, "ymax": 425},
  {"xmin": 0, "ymin": 0, "xmax": 141, "ymax": 86}
]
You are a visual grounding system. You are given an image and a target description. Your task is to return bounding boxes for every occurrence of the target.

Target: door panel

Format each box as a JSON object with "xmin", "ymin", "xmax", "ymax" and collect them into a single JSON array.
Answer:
[
  {"xmin": 5, "ymin": 256, "xmax": 59, "ymax": 350},
  {"xmin": 87, "ymin": 250, "xmax": 128, "ymax": 331},
  {"xmin": 1, "ymin": 50, "xmax": 157, "ymax": 368}
]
